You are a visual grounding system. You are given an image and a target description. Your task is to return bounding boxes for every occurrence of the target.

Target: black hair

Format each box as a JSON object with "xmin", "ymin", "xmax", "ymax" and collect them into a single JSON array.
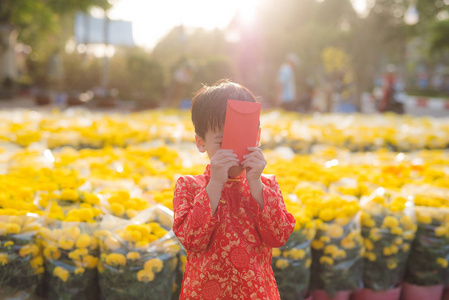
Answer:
[{"xmin": 190, "ymin": 79, "xmax": 258, "ymax": 140}]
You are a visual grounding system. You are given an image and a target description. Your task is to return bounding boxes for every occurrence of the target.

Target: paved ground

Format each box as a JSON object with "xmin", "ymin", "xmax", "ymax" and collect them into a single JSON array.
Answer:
[
  {"xmin": 1, "ymin": 96, "xmax": 449, "ymax": 118},
  {"xmin": 0, "ymin": 96, "xmax": 137, "ymax": 113},
  {"xmin": 405, "ymin": 104, "xmax": 449, "ymax": 118}
]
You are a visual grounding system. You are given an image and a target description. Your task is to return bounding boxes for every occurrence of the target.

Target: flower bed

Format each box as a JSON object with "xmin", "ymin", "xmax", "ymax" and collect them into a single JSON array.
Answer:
[{"xmin": 0, "ymin": 109, "xmax": 448, "ymax": 299}]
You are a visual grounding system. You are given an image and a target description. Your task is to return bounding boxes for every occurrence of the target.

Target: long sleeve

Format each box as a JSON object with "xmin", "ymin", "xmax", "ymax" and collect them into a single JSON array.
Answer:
[
  {"xmin": 172, "ymin": 176, "xmax": 219, "ymax": 252},
  {"xmin": 251, "ymin": 175, "xmax": 296, "ymax": 248}
]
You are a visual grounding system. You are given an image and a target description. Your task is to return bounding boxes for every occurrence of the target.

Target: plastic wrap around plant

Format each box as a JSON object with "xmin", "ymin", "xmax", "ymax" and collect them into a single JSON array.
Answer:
[
  {"xmin": 405, "ymin": 206, "xmax": 449, "ymax": 286},
  {"xmin": 310, "ymin": 199, "xmax": 363, "ymax": 297},
  {"xmin": 98, "ymin": 205, "xmax": 180, "ymax": 300},
  {"xmin": 359, "ymin": 188, "xmax": 417, "ymax": 291},
  {"xmin": 0, "ymin": 213, "xmax": 44, "ymax": 300},
  {"xmin": 171, "ymin": 243, "xmax": 186, "ymax": 300},
  {"xmin": 39, "ymin": 221, "xmax": 99, "ymax": 300},
  {"xmin": 272, "ymin": 226, "xmax": 315, "ymax": 300}
]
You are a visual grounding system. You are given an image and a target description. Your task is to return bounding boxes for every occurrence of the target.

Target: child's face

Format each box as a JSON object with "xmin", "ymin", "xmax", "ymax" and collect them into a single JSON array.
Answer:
[{"xmin": 196, "ymin": 129, "xmax": 245, "ymax": 177}]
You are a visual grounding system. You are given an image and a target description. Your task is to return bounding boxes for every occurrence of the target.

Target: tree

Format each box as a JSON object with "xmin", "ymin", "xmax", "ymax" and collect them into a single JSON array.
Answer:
[{"xmin": 0, "ymin": 0, "xmax": 110, "ymax": 95}]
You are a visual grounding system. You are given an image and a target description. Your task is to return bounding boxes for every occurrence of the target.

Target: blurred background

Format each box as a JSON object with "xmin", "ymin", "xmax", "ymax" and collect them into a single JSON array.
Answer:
[
  {"xmin": 1, "ymin": 0, "xmax": 449, "ymax": 116},
  {"xmin": 2, "ymin": 2, "xmax": 449, "ymax": 300}
]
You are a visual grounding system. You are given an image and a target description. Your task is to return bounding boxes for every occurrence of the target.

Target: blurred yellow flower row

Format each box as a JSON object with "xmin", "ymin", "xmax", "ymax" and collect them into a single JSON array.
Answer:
[{"xmin": 1, "ymin": 110, "xmax": 449, "ymax": 152}]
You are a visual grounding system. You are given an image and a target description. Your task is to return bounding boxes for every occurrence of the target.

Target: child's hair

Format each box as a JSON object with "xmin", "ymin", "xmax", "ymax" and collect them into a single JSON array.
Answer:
[{"xmin": 191, "ymin": 79, "xmax": 258, "ymax": 139}]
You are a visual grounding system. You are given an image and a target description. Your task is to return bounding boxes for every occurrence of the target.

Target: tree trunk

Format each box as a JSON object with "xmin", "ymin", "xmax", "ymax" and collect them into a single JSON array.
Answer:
[{"xmin": 0, "ymin": 23, "xmax": 18, "ymax": 99}]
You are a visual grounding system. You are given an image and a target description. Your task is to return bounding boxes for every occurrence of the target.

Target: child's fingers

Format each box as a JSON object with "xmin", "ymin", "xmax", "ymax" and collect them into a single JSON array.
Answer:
[
  {"xmin": 244, "ymin": 148, "xmax": 264, "ymax": 159},
  {"xmin": 214, "ymin": 156, "xmax": 239, "ymax": 165},
  {"xmin": 246, "ymin": 147, "xmax": 263, "ymax": 155},
  {"xmin": 242, "ymin": 157, "xmax": 265, "ymax": 167},
  {"xmin": 217, "ymin": 149, "xmax": 237, "ymax": 156},
  {"xmin": 242, "ymin": 156, "xmax": 260, "ymax": 165},
  {"xmin": 242, "ymin": 162, "xmax": 262, "ymax": 173},
  {"xmin": 242, "ymin": 152, "xmax": 265, "ymax": 163},
  {"xmin": 219, "ymin": 149, "xmax": 236, "ymax": 153},
  {"xmin": 224, "ymin": 161, "xmax": 239, "ymax": 170},
  {"xmin": 212, "ymin": 150, "xmax": 237, "ymax": 160}
]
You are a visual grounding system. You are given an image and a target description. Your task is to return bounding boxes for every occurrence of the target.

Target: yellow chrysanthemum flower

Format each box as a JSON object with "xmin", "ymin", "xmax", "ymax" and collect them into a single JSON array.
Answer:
[
  {"xmin": 75, "ymin": 234, "xmax": 91, "ymax": 248},
  {"xmin": 82, "ymin": 255, "xmax": 98, "ymax": 269},
  {"xmin": 44, "ymin": 246, "xmax": 61, "ymax": 260},
  {"xmin": 110, "ymin": 203, "xmax": 125, "ymax": 217},
  {"xmin": 127, "ymin": 251, "xmax": 141, "ymax": 260},
  {"xmin": 437, "ymin": 257, "xmax": 448, "ymax": 268},
  {"xmin": 416, "ymin": 213, "xmax": 432, "ymax": 225},
  {"xmin": 4, "ymin": 223, "xmax": 21, "ymax": 234},
  {"xmin": 74, "ymin": 267, "xmax": 85, "ymax": 275},
  {"xmin": 106, "ymin": 253, "xmax": 126, "ymax": 267},
  {"xmin": 53, "ymin": 266, "xmax": 69, "ymax": 282},
  {"xmin": 327, "ymin": 224, "xmax": 344, "ymax": 239},
  {"xmin": 137, "ymin": 269, "xmax": 155, "ymax": 282},
  {"xmin": 381, "ymin": 216, "xmax": 398, "ymax": 229},
  {"xmin": 61, "ymin": 189, "xmax": 79, "ymax": 201},
  {"xmin": 272, "ymin": 248, "xmax": 281, "ymax": 257},
  {"xmin": 319, "ymin": 209, "xmax": 335, "ymax": 222},
  {"xmin": 283, "ymin": 248, "xmax": 306, "ymax": 260},
  {"xmin": 435, "ymin": 226, "xmax": 447, "ymax": 237},
  {"xmin": 387, "ymin": 260, "xmax": 397, "ymax": 269},
  {"xmin": 275, "ymin": 258, "xmax": 289, "ymax": 269},
  {"xmin": 364, "ymin": 252, "xmax": 376, "ymax": 262},
  {"xmin": 19, "ymin": 244, "xmax": 39, "ymax": 257},
  {"xmin": 30, "ymin": 256, "xmax": 43, "ymax": 269},
  {"xmin": 58, "ymin": 238, "xmax": 75, "ymax": 250},
  {"xmin": 144, "ymin": 258, "xmax": 163, "ymax": 273},
  {"xmin": 311, "ymin": 240, "xmax": 324, "ymax": 250},
  {"xmin": 104, "ymin": 236, "xmax": 121, "ymax": 251},
  {"xmin": 320, "ymin": 256, "xmax": 334, "ymax": 266},
  {"xmin": 0, "ymin": 253, "xmax": 8, "ymax": 266},
  {"xmin": 4, "ymin": 241, "xmax": 14, "ymax": 247}
]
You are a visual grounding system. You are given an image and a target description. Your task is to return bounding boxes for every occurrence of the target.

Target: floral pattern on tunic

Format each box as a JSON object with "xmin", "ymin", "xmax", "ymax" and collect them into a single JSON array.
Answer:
[{"xmin": 173, "ymin": 165, "xmax": 296, "ymax": 300}]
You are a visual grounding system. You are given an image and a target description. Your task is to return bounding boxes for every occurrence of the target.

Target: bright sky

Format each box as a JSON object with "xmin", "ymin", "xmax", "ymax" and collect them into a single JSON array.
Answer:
[
  {"xmin": 108, "ymin": 0, "xmax": 367, "ymax": 50},
  {"xmin": 108, "ymin": 0, "xmax": 261, "ymax": 49}
]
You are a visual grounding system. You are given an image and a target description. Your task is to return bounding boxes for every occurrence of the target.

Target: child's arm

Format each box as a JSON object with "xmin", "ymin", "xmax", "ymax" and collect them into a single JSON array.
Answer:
[
  {"xmin": 251, "ymin": 175, "xmax": 296, "ymax": 248},
  {"xmin": 243, "ymin": 148, "xmax": 296, "ymax": 247},
  {"xmin": 242, "ymin": 147, "xmax": 266, "ymax": 209},
  {"xmin": 207, "ymin": 149, "xmax": 239, "ymax": 216},
  {"xmin": 172, "ymin": 176, "xmax": 220, "ymax": 252}
]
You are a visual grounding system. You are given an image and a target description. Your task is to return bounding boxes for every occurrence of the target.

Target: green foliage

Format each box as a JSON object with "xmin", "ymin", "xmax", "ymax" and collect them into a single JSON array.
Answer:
[
  {"xmin": 5, "ymin": 0, "xmax": 449, "ymax": 102},
  {"xmin": 405, "ymin": 209, "xmax": 449, "ymax": 286},
  {"xmin": 0, "ymin": 236, "xmax": 44, "ymax": 298},
  {"xmin": 44, "ymin": 259, "xmax": 99, "ymax": 300},
  {"xmin": 430, "ymin": 20, "xmax": 449, "ymax": 53},
  {"xmin": 63, "ymin": 53, "xmax": 102, "ymax": 92},
  {"xmin": 108, "ymin": 49, "xmax": 164, "ymax": 102},
  {"xmin": 272, "ymin": 230, "xmax": 313, "ymax": 300},
  {"xmin": 99, "ymin": 255, "xmax": 177, "ymax": 300},
  {"xmin": 360, "ymin": 211, "xmax": 414, "ymax": 291},
  {"xmin": 192, "ymin": 55, "xmax": 236, "ymax": 89},
  {"xmin": 310, "ymin": 218, "xmax": 363, "ymax": 297},
  {"xmin": 0, "ymin": 0, "xmax": 110, "ymax": 47}
]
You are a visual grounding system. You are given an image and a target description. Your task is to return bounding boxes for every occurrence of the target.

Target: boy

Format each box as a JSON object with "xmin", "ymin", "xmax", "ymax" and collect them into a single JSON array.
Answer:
[{"xmin": 173, "ymin": 80, "xmax": 296, "ymax": 300}]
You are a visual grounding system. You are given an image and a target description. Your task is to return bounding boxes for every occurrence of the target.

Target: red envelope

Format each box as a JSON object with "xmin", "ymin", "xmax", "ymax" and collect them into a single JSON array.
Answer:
[{"xmin": 221, "ymin": 99, "xmax": 261, "ymax": 162}]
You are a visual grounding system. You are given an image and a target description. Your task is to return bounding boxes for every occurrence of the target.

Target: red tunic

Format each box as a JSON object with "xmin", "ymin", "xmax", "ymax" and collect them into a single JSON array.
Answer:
[{"xmin": 173, "ymin": 165, "xmax": 296, "ymax": 300}]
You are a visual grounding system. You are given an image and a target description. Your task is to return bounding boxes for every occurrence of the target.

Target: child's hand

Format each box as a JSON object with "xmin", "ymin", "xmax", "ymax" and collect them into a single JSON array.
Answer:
[
  {"xmin": 242, "ymin": 147, "xmax": 266, "ymax": 183},
  {"xmin": 209, "ymin": 149, "xmax": 239, "ymax": 186}
]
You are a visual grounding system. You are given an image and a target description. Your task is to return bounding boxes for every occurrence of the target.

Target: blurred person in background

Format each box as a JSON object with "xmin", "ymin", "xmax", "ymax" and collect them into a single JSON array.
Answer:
[
  {"xmin": 168, "ymin": 59, "xmax": 195, "ymax": 108},
  {"xmin": 298, "ymin": 76, "xmax": 315, "ymax": 113},
  {"xmin": 47, "ymin": 48, "xmax": 65, "ymax": 92},
  {"xmin": 378, "ymin": 64, "xmax": 405, "ymax": 114},
  {"xmin": 277, "ymin": 53, "xmax": 299, "ymax": 111}
]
